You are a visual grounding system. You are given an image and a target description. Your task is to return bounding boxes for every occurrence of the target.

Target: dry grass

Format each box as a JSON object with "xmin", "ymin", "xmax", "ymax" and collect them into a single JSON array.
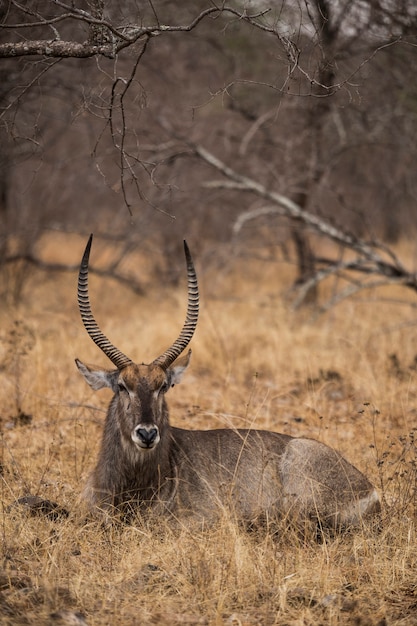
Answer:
[{"xmin": 1, "ymin": 234, "xmax": 417, "ymax": 625}]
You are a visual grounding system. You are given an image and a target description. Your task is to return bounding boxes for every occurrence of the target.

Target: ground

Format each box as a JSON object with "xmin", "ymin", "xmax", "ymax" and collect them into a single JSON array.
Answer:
[{"xmin": 1, "ymin": 234, "xmax": 417, "ymax": 625}]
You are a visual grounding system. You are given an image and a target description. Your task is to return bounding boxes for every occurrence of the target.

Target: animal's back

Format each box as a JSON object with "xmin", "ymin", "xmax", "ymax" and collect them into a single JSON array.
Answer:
[{"xmin": 170, "ymin": 427, "xmax": 380, "ymax": 530}]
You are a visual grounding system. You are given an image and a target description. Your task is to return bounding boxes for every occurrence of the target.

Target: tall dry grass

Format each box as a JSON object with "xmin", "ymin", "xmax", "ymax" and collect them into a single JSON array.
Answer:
[{"xmin": 1, "ymin": 234, "xmax": 417, "ymax": 625}]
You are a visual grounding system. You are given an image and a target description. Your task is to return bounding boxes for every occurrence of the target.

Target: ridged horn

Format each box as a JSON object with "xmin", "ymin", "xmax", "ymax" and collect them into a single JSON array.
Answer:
[
  {"xmin": 152, "ymin": 240, "xmax": 199, "ymax": 370},
  {"xmin": 78, "ymin": 234, "xmax": 133, "ymax": 370}
]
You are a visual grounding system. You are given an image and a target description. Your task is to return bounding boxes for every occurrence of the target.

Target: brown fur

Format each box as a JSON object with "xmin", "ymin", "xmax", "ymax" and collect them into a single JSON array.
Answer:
[{"xmin": 76, "ymin": 355, "xmax": 380, "ymax": 533}]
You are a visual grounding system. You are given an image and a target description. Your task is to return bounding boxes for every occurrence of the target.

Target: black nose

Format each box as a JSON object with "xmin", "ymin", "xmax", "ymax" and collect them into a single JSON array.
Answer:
[{"xmin": 136, "ymin": 427, "xmax": 158, "ymax": 447}]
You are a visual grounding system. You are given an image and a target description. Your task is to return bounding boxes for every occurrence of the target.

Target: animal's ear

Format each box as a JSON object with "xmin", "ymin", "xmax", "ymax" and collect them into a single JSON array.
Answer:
[
  {"xmin": 75, "ymin": 358, "xmax": 119, "ymax": 391},
  {"xmin": 168, "ymin": 349, "xmax": 192, "ymax": 386}
]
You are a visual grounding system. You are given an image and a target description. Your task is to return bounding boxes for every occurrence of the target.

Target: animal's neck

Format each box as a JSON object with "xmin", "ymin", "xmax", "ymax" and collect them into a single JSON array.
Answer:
[{"xmin": 96, "ymin": 399, "xmax": 176, "ymax": 509}]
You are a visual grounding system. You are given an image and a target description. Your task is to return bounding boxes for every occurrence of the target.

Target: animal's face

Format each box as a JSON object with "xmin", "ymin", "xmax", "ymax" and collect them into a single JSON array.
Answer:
[
  {"xmin": 115, "ymin": 363, "xmax": 169, "ymax": 449},
  {"xmin": 75, "ymin": 351, "xmax": 191, "ymax": 450}
]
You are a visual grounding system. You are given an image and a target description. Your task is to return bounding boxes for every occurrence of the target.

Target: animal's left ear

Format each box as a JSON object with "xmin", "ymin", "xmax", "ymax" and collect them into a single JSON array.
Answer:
[{"xmin": 168, "ymin": 349, "xmax": 192, "ymax": 386}]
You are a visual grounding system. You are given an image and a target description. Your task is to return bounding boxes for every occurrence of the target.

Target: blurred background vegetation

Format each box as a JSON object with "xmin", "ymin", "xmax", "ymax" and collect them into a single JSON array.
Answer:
[{"xmin": 1, "ymin": 0, "xmax": 417, "ymax": 303}]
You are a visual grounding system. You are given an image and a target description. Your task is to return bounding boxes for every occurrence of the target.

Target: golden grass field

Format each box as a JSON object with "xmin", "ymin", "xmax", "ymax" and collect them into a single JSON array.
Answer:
[{"xmin": 1, "ymin": 233, "xmax": 417, "ymax": 625}]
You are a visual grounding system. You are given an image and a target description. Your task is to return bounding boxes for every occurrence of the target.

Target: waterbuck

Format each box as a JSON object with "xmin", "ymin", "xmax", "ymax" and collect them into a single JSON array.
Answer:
[{"xmin": 76, "ymin": 235, "xmax": 380, "ymax": 533}]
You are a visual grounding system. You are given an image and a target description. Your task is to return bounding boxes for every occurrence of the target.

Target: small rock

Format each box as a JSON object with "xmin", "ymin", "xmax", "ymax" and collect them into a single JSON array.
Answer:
[
  {"xmin": 7, "ymin": 496, "xmax": 69, "ymax": 521},
  {"xmin": 49, "ymin": 610, "xmax": 88, "ymax": 625}
]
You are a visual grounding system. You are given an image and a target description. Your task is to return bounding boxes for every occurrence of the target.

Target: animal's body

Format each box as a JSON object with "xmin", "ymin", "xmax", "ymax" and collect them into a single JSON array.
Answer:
[{"xmin": 76, "ymin": 235, "xmax": 380, "ymax": 532}]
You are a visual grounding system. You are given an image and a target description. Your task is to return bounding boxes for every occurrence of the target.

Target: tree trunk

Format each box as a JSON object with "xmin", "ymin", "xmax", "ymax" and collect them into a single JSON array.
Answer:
[{"xmin": 291, "ymin": 0, "xmax": 337, "ymax": 305}]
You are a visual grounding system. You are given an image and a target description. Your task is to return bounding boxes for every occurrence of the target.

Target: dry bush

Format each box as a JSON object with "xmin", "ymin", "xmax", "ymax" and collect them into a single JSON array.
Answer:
[{"xmin": 1, "ymin": 234, "xmax": 417, "ymax": 625}]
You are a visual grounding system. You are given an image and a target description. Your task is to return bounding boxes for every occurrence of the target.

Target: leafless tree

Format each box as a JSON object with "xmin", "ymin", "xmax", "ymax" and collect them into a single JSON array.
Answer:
[{"xmin": 1, "ymin": 0, "xmax": 417, "ymax": 307}]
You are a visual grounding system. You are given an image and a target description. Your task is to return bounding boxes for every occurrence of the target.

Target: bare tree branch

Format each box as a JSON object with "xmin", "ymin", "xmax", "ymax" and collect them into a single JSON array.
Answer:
[
  {"xmin": 194, "ymin": 143, "xmax": 385, "ymax": 262},
  {"xmin": 0, "ymin": 5, "xmax": 272, "ymax": 59},
  {"xmin": 179, "ymin": 139, "xmax": 417, "ymax": 305},
  {"xmin": 3, "ymin": 253, "xmax": 144, "ymax": 295}
]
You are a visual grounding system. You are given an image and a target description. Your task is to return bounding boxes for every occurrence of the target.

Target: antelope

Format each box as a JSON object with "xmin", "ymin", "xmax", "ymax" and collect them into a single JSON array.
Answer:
[{"xmin": 76, "ymin": 235, "xmax": 380, "ymax": 534}]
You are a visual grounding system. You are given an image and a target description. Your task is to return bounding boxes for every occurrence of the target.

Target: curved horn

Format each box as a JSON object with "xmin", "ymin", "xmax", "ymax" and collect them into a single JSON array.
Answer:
[
  {"xmin": 152, "ymin": 241, "xmax": 199, "ymax": 370},
  {"xmin": 78, "ymin": 234, "xmax": 133, "ymax": 370}
]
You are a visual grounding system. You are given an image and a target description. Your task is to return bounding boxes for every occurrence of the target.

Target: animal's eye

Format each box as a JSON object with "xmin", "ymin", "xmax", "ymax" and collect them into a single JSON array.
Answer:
[
  {"xmin": 118, "ymin": 382, "xmax": 127, "ymax": 393},
  {"xmin": 160, "ymin": 381, "xmax": 169, "ymax": 394}
]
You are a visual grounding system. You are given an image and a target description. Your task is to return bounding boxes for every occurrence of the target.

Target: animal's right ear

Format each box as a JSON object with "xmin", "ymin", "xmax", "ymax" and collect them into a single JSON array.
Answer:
[{"xmin": 75, "ymin": 359, "xmax": 119, "ymax": 391}]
